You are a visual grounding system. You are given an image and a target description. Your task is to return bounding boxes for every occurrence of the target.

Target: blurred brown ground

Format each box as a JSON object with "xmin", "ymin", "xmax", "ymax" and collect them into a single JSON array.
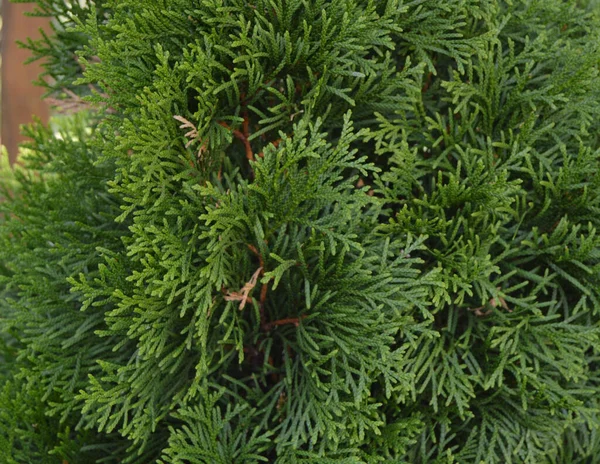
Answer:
[{"xmin": 1, "ymin": 1, "xmax": 50, "ymax": 163}]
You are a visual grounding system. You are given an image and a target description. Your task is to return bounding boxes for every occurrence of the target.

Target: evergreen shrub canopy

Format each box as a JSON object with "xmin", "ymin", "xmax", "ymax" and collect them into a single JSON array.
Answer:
[{"xmin": 2, "ymin": 0, "xmax": 600, "ymax": 462}]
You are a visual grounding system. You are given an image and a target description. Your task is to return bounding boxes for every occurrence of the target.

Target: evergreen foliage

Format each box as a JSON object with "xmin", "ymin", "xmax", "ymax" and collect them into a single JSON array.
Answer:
[{"xmin": 2, "ymin": 0, "xmax": 600, "ymax": 462}]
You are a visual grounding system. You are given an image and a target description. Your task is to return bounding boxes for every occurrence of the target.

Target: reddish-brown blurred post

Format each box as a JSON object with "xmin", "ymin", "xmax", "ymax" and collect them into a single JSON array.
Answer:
[{"xmin": 1, "ymin": 1, "xmax": 50, "ymax": 163}]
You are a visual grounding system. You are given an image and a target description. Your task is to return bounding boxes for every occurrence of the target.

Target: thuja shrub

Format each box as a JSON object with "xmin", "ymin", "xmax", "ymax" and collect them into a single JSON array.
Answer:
[{"xmin": 2, "ymin": 0, "xmax": 600, "ymax": 462}]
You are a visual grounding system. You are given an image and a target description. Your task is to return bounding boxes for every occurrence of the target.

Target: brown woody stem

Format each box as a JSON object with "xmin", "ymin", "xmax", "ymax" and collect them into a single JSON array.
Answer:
[
  {"xmin": 218, "ymin": 114, "xmax": 254, "ymax": 162},
  {"xmin": 264, "ymin": 315, "xmax": 307, "ymax": 331},
  {"xmin": 258, "ymin": 138, "xmax": 282, "ymax": 158}
]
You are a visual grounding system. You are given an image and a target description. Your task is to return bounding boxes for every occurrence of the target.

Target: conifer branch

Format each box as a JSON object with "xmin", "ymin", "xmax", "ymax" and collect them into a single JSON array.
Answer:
[{"xmin": 6, "ymin": 1, "xmax": 600, "ymax": 462}]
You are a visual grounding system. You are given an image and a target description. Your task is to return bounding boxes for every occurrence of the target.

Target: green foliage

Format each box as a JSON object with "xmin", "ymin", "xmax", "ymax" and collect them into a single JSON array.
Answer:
[{"xmin": 3, "ymin": 0, "xmax": 600, "ymax": 462}]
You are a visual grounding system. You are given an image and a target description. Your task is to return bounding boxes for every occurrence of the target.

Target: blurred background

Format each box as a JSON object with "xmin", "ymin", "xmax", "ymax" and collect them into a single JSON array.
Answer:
[{"xmin": 1, "ymin": 0, "xmax": 50, "ymax": 164}]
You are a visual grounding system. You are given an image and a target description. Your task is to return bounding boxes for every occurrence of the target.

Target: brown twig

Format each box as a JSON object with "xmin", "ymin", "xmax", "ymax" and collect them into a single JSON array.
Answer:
[
  {"xmin": 421, "ymin": 71, "xmax": 433, "ymax": 93},
  {"xmin": 469, "ymin": 306, "xmax": 492, "ymax": 317},
  {"xmin": 45, "ymin": 87, "xmax": 111, "ymax": 114},
  {"xmin": 247, "ymin": 244, "xmax": 264, "ymax": 267},
  {"xmin": 264, "ymin": 315, "xmax": 307, "ymax": 331},
  {"xmin": 218, "ymin": 115, "xmax": 254, "ymax": 162},
  {"xmin": 259, "ymin": 282, "xmax": 269, "ymax": 329},
  {"xmin": 258, "ymin": 138, "xmax": 282, "ymax": 158},
  {"xmin": 243, "ymin": 109, "xmax": 250, "ymax": 138},
  {"xmin": 469, "ymin": 291, "xmax": 512, "ymax": 317}
]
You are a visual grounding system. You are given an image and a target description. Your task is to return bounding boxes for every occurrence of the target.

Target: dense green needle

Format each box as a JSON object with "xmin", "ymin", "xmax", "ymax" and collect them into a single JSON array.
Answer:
[{"xmin": 2, "ymin": 1, "xmax": 600, "ymax": 462}]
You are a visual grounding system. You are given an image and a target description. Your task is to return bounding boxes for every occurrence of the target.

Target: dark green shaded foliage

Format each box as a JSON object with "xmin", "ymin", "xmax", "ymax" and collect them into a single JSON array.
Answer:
[{"xmin": 2, "ymin": 0, "xmax": 600, "ymax": 462}]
